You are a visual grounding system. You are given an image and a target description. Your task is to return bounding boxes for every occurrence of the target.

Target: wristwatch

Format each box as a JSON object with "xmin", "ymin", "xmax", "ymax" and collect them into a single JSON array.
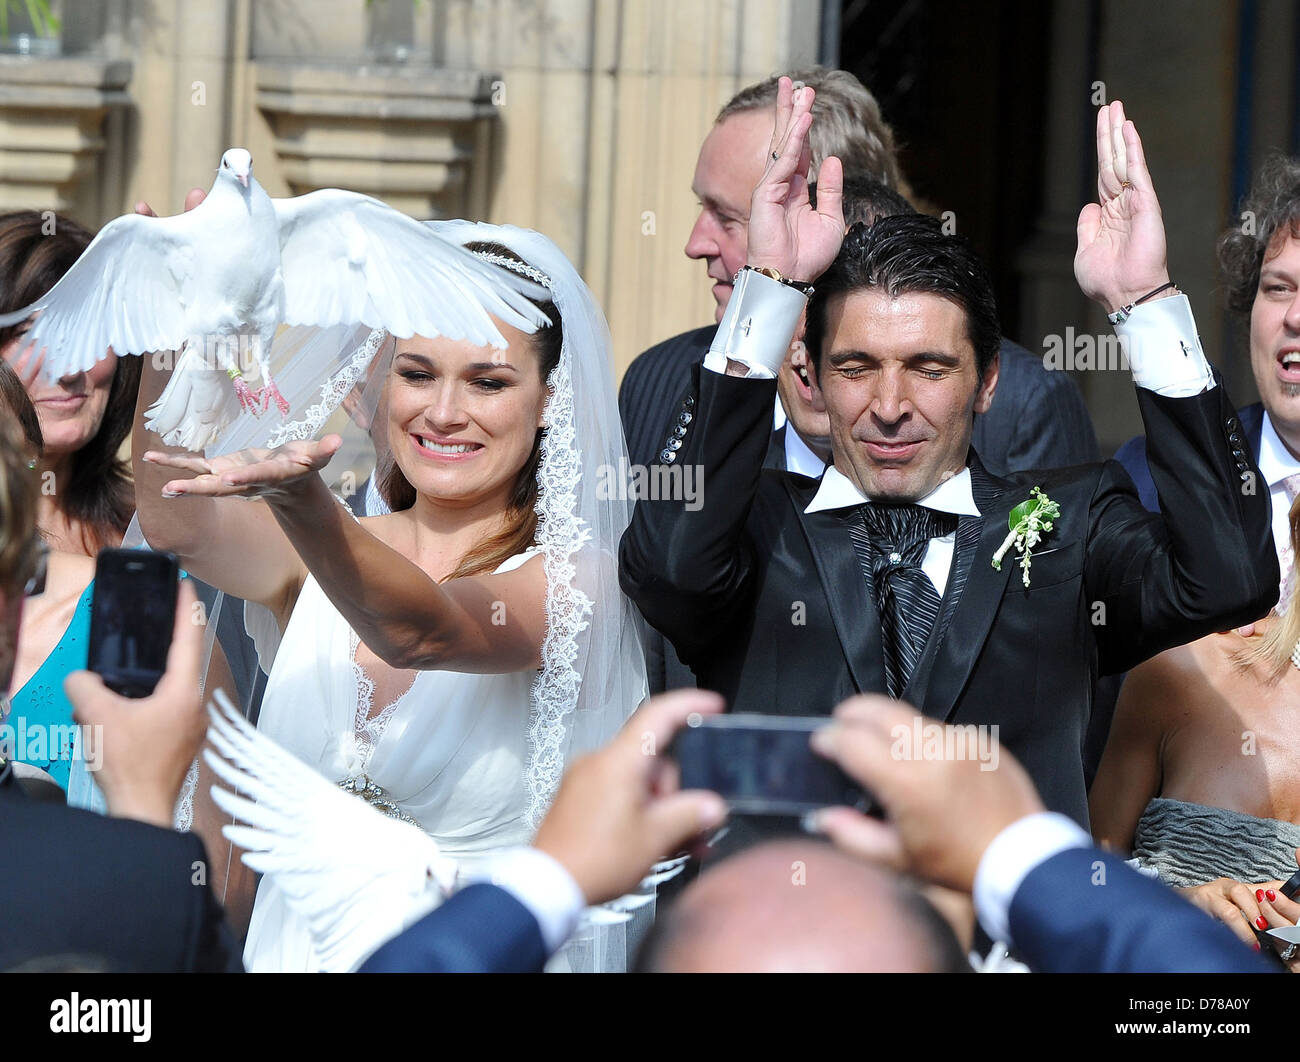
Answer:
[{"xmin": 738, "ymin": 265, "xmax": 815, "ymax": 298}]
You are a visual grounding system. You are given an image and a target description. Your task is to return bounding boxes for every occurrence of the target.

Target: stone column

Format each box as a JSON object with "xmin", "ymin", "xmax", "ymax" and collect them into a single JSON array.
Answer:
[
  {"xmin": 440, "ymin": 0, "xmax": 820, "ymax": 375},
  {"xmin": 0, "ymin": 55, "xmax": 132, "ymax": 221}
]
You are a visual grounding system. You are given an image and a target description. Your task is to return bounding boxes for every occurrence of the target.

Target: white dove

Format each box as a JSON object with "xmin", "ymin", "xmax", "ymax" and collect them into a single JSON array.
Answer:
[
  {"xmin": 0, "ymin": 148, "xmax": 548, "ymax": 450},
  {"xmin": 203, "ymin": 690, "xmax": 459, "ymax": 973},
  {"xmin": 203, "ymin": 691, "xmax": 682, "ymax": 972}
]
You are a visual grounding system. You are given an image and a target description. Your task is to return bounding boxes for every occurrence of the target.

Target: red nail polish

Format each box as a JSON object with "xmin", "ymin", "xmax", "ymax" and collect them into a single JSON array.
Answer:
[
  {"xmin": 1255, "ymin": 941, "xmax": 1262, "ymax": 950},
  {"xmin": 1257, "ymin": 889, "xmax": 1266, "ymax": 902},
  {"xmin": 1256, "ymin": 916, "xmax": 1269, "ymax": 930},
  {"xmin": 1267, "ymin": 890, "xmax": 1277, "ymax": 902}
]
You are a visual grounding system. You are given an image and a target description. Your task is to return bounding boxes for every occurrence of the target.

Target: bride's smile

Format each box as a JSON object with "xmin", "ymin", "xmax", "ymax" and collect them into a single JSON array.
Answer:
[{"xmin": 386, "ymin": 326, "xmax": 548, "ymax": 509}]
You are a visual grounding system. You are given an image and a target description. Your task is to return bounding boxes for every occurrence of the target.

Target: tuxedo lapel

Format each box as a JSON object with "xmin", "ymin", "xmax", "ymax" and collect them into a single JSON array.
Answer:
[
  {"xmin": 783, "ymin": 477, "xmax": 888, "ymax": 694},
  {"xmin": 901, "ymin": 511, "xmax": 980, "ymax": 706},
  {"xmin": 917, "ymin": 456, "xmax": 1016, "ymax": 722}
]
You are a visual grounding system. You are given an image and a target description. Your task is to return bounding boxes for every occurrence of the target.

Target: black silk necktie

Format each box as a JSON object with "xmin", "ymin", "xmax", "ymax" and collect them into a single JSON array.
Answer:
[{"xmin": 849, "ymin": 504, "xmax": 958, "ymax": 697}]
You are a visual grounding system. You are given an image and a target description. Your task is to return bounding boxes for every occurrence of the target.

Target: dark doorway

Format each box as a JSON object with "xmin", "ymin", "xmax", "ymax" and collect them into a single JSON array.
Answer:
[{"xmin": 836, "ymin": 0, "xmax": 1052, "ymax": 345}]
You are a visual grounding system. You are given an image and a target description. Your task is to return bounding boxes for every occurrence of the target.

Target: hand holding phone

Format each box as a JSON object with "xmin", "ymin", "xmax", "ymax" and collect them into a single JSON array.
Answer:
[
  {"xmin": 87, "ymin": 549, "xmax": 179, "ymax": 697},
  {"xmin": 671, "ymin": 714, "xmax": 873, "ymax": 816},
  {"xmin": 67, "ymin": 579, "xmax": 206, "ymax": 827}
]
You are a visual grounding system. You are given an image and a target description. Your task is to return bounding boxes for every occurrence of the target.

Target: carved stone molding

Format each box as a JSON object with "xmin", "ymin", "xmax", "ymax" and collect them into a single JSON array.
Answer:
[
  {"xmin": 0, "ymin": 56, "xmax": 132, "ymax": 219},
  {"xmin": 254, "ymin": 62, "xmax": 498, "ymax": 220}
]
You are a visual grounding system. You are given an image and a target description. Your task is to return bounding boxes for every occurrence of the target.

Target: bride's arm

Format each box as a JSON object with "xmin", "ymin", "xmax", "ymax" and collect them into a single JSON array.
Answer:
[
  {"xmin": 149, "ymin": 440, "xmax": 547, "ymax": 674},
  {"xmin": 133, "ymin": 357, "xmax": 307, "ymax": 626},
  {"xmin": 273, "ymin": 474, "xmax": 547, "ymax": 673}
]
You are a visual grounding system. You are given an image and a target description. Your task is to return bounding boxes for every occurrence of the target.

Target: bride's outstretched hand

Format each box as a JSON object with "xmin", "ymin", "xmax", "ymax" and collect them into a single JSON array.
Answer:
[
  {"xmin": 1074, "ymin": 100, "xmax": 1171, "ymax": 314},
  {"xmin": 142, "ymin": 434, "xmax": 343, "ymax": 501},
  {"xmin": 745, "ymin": 76, "xmax": 845, "ymax": 284}
]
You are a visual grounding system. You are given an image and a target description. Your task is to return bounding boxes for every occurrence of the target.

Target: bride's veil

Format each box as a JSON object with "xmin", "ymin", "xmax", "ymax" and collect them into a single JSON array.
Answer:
[{"xmin": 202, "ymin": 222, "xmax": 650, "ymax": 971}]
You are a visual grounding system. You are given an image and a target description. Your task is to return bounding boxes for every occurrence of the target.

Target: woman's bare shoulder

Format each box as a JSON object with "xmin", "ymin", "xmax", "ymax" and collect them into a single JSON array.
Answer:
[
  {"xmin": 45, "ymin": 549, "xmax": 96, "ymax": 596},
  {"xmin": 1120, "ymin": 636, "xmax": 1230, "ymax": 724}
]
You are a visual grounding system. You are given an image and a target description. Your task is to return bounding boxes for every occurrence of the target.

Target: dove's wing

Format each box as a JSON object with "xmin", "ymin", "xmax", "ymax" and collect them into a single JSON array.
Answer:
[
  {"xmin": 0, "ymin": 210, "xmax": 204, "ymax": 378},
  {"xmin": 204, "ymin": 690, "xmax": 456, "ymax": 972},
  {"xmin": 271, "ymin": 189, "xmax": 549, "ymax": 347}
]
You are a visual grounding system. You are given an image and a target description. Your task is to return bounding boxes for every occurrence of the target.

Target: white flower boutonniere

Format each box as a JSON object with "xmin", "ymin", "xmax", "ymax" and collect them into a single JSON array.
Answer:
[{"xmin": 991, "ymin": 486, "xmax": 1061, "ymax": 588}]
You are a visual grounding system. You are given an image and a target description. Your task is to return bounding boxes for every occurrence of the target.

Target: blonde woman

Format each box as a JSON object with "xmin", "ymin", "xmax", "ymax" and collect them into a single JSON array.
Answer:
[{"xmin": 1090, "ymin": 496, "xmax": 1300, "ymax": 967}]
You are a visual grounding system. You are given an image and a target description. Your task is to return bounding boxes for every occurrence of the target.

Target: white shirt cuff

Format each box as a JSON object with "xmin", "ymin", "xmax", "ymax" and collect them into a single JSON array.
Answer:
[
  {"xmin": 972, "ymin": 811, "xmax": 1091, "ymax": 946},
  {"xmin": 470, "ymin": 847, "xmax": 586, "ymax": 956},
  {"xmin": 1115, "ymin": 293, "xmax": 1215, "ymax": 397},
  {"xmin": 702, "ymin": 267, "xmax": 807, "ymax": 378}
]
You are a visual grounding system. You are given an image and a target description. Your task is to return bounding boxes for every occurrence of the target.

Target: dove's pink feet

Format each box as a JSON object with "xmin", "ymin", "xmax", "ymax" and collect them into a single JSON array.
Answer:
[
  {"xmin": 263, "ymin": 379, "xmax": 290, "ymax": 417},
  {"xmin": 230, "ymin": 375, "xmax": 289, "ymax": 418},
  {"xmin": 232, "ymin": 375, "xmax": 258, "ymax": 413}
]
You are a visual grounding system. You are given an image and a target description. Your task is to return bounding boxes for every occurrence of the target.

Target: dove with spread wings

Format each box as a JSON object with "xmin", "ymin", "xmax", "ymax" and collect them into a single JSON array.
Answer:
[
  {"xmin": 0, "ymin": 148, "xmax": 548, "ymax": 450},
  {"xmin": 203, "ymin": 691, "xmax": 682, "ymax": 973}
]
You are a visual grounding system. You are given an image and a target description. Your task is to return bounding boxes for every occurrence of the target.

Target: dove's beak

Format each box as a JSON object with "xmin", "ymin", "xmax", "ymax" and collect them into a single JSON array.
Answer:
[{"xmin": 237, "ymin": 173, "xmax": 249, "ymax": 188}]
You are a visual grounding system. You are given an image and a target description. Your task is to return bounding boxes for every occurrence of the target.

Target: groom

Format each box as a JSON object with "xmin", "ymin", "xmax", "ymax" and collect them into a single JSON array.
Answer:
[{"xmin": 619, "ymin": 86, "xmax": 1278, "ymax": 827}]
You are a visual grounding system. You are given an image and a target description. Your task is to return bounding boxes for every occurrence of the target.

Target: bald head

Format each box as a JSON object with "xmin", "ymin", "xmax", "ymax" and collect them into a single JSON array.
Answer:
[{"xmin": 639, "ymin": 839, "xmax": 968, "ymax": 973}]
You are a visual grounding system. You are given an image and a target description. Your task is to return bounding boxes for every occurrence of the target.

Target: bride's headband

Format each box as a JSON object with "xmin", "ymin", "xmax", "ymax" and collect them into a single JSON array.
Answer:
[{"xmin": 471, "ymin": 249, "xmax": 554, "ymax": 292}]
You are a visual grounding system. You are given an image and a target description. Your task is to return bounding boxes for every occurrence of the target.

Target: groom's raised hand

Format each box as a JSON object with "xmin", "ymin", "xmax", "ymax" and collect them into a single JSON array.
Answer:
[
  {"xmin": 1074, "ymin": 100, "xmax": 1173, "ymax": 315},
  {"xmin": 746, "ymin": 76, "xmax": 845, "ymax": 284}
]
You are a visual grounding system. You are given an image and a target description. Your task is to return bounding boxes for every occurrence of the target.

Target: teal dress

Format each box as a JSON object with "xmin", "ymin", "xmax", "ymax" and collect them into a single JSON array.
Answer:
[
  {"xmin": 7, "ymin": 579, "xmax": 94, "ymax": 794},
  {"xmin": 7, "ymin": 567, "xmax": 188, "ymax": 814}
]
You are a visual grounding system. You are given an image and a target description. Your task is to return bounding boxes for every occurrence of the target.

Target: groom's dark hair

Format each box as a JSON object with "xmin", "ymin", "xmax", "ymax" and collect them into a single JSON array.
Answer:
[{"xmin": 804, "ymin": 213, "xmax": 1001, "ymax": 381}]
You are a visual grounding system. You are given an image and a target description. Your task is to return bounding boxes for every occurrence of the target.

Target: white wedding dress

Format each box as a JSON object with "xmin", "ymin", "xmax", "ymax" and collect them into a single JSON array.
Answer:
[
  {"xmin": 242, "ymin": 553, "xmax": 540, "ymax": 972},
  {"xmin": 213, "ymin": 222, "xmax": 646, "ymax": 972}
]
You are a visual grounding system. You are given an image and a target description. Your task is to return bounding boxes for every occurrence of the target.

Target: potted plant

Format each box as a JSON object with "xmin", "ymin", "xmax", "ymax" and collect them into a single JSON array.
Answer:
[{"xmin": 0, "ymin": 0, "xmax": 60, "ymax": 57}]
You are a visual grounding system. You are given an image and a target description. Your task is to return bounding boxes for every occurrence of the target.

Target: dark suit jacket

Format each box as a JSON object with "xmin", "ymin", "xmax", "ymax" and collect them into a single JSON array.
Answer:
[
  {"xmin": 620, "ymin": 368, "xmax": 1277, "ymax": 826},
  {"xmin": 1011, "ymin": 846, "xmax": 1276, "ymax": 973},
  {"xmin": 618, "ymin": 328, "xmax": 1100, "ymax": 474},
  {"xmin": 621, "ymin": 329, "xmax": 1100, "ymax": 696},
  {"xmin": 359, "ymin": 883, "xmax": 547, "ymax": 973},
  {"xmin": 0, "ymin": 766, "xmax": 242, "ymax": 972},
  {"xmin": 1115, "ymin": 401, "xmax": 1266, "ymax": 513}
]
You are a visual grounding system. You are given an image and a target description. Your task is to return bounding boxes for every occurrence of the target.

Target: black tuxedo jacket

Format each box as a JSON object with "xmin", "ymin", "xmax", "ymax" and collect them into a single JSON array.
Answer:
[
  {"xmin": 620, "ymin": 369, "xmax": 1277, "ymax": 825},
  {"xmin": 1115, "ymin": 401, "xmax": 1266, "ymax": 513},
  {"xmin": 0, "ymin": 767, "xmax": 243, "ymax": 972}
]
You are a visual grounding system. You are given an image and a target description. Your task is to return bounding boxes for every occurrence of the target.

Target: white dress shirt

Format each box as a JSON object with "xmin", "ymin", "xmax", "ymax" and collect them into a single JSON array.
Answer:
[
  {"xmin": 783, "ymin": 420, "xmax": 829, "ymax": 478},
  {"xmin": 703, "ymin": 269, "xmax": 1215, "ymax": 398},
  {"xmin": 1254, "ymin": 413, "xmax": 1300, "ymax": 609},
  {"xmin": 805, "ymin": 465, "xmax": 981, "ymax": 596}
]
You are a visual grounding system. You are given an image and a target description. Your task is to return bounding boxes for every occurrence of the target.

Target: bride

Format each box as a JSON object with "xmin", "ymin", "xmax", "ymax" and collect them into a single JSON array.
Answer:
[{"xmin": 132, "ymin": 222, "xmax": 646, "ymax": 971}]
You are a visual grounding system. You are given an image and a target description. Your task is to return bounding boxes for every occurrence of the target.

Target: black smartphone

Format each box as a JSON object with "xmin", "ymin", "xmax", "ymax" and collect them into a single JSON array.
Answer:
[
  {"xmin": 87, "ymin": 549, "xmax": 179, "ymax": 698},
  {"xmin": 670, "ymin": 714, "xmax": 873, "ymax": 816}
]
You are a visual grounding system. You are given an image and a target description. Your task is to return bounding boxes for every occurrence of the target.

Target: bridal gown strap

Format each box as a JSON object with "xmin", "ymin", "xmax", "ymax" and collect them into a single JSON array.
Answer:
[{"xmin": 242, "ymin": 553, "xmax": 541, "ymax": 972}]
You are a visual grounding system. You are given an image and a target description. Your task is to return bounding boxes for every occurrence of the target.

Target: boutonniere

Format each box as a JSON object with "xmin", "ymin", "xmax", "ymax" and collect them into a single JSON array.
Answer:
[{"xmin": 991, "ymin": 486, "xmax": 1061, "ymax": 588}]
